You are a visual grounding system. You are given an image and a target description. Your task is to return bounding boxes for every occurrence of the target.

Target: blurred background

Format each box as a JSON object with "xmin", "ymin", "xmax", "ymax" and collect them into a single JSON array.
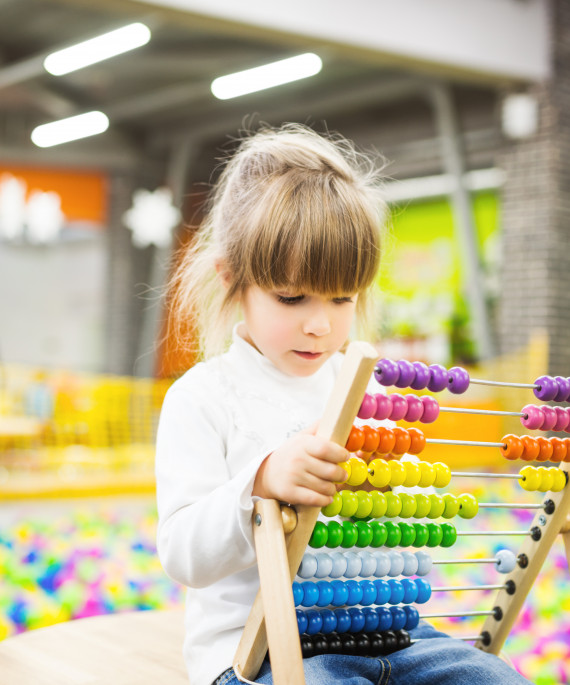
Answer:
[{"xmin": 0, "ymin": 1, "xmax": 569, "ymax": 682}]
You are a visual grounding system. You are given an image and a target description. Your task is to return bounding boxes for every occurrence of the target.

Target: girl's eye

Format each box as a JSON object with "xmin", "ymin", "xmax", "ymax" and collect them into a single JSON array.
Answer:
[
  {"xmin": 333, "ymin": 297, "xmax": 354, "ymax": 304},
  {"xmin": 276, "ymin": 294, "xmax": 305, "ymax": 305}
]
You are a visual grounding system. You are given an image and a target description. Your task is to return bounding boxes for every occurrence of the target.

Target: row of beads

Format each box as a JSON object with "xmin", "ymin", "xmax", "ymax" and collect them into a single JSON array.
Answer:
[
  {"xmin": 299, "ymin": 607, "xmax": 419, "ymax": 638},
  {"xmin": 520, "ymin": 404, "xmax": 570, "ymax": 432},
  {"xmin": 309, "ymin": 520, "xmax": 457, "ymax": 550},
  {"xmin": 345, "ymin": 425, "xmax": 425, "ymax": 455},
  {"xmin": 297, "ymin": 549, "xmax": 516, "ymax": 581},
  {"xmin": 374, "ymin": 358, "xmax": 570, "ymax": 402},
  {"xmin": 300, "ymin": 629, "xmax": 411, "ymax": 657},
  {"xmin": 503, "ymin": 434, "xmax": 570, "ymax": 462},
  {"xmin": 323, "ymin": 490, "xmax": 480, "ymax": 520},
  {"xmin": 293, "ymin": 577, "xmax": 432, "ymax": 609}
]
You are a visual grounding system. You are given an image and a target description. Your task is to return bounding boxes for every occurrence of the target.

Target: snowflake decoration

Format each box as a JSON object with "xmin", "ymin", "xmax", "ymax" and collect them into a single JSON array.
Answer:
[{"xmin": 122, "ymin": 187, "xmax": 181, "ymax": 249}]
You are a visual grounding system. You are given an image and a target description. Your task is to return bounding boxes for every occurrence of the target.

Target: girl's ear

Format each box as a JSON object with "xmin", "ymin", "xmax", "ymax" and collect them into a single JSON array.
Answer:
[{"xmin": 215, "ymin": 259, "xmax": 232, "ymax": 289}]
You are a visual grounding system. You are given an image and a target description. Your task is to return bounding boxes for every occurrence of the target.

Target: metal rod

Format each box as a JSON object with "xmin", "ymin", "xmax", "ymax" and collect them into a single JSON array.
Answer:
[
  {"xmin": 469, "ymin": 378, "xmax": 538, "ymax": 389},
  {"xmin": 420, "ymin": 610, "xmax": 496, "ymax": 619},
  {"xmin": 426, "ymin": 438, "xmax": 505, "ymax": 448},
  {"xmin": 440, "ymin": 407, "xmax": 524, "ymax": 418},
  {"xmin": 457, "ymin": 530, "xmax": 529, "ymax": 536},
  {"xmin": 412, "ymin": 635, "xmax": 484, "ymax": 644},
  {"xmin": 478, "ymin": 502, "xmax": 543, "ymax": 510},
  {"xmin": 433, "ymin": 558, "xmax": 497, "ymax": 566},
  {"xmin": 431, "ymin": 584, "xmax": 507, "ymax": 592},
  {"xmin": 451, "ymin": 471, "xmax": 521, "ymax": 480}
]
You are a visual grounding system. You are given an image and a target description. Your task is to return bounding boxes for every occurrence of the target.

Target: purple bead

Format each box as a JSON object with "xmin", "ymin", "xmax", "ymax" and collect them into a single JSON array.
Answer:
[
  {"xmin": 358, "ymin": 393, "xmax": 377, "ymax": 419},
  {"xmin": 404, "ymin": 395, "xmax": 424, "ymax": 423},
  {"xmin": 427, "ymin": 364, "xmax": 449, "ymax": 393},
  {"xmin": 420, "ymin": 396, "xmax": 440, "ymax": 423},
  {"xmin": 553, "ymin": 406, "xmax": 570, "ymax": 432},
  {"xmin": 394, "ymin": 360, "xmax": 416, "ymax": 389},
  {"xmin": 389, "ymin": 393, "xmax": 408, "ymax": 421},
  {"xmin": 374, "ymin": 394, "xmax": 392, "ymax": 421},
  {"xmin": 374, "ymin": 359, "xmax": 400, "ymax": 387},
  {"xmin": 554, "ymin": 376, "xmax": 570, "ymax": 403},
  {"xmin": 410, "ymin": 362, "xmax": 430, "ymax": 390},
  {"xmin": 534, "ymin": 375, "xmax": 558, "ymax": 401},
  {"xmin": 521, "ymin": 404, "xmax": 544, "ymax": 430},
  {"xmin": 447, "ymin": 366, "xmax": 470, "ymax": 394},
  {"xmin": 541, "ymin": 405, "xmax": 557, "ymax": 431}
]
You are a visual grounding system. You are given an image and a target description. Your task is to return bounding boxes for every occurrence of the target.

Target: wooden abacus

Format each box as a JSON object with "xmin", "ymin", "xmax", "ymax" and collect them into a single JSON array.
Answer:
[{"xmin": 233, "ymin": 342, "xmax": 570, "ymax": 685}]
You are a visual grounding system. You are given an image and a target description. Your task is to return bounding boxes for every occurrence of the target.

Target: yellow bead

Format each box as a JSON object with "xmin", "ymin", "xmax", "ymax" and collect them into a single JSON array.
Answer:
[
  {"xmin": 433, "ymin": 462, "xmax": 451, "ymax": 488},
  {"xmin": 402, "ymin": 461, "xmax": 421, "ymax": 488},
  {"xmin": 345, "ymin": 456, "xmax": 368, "ymax": 486},
  {"xmin": 551, "ymin": 467, "xmax": 567, "ymax": 492},
  {"xmin": 537, "ymin": 466, "xmax": 555, "ymax": 492},
  {"xmin": 388, "ymin": 460, "xmax": 406, "ymax": 487},
  {"xmin": 367, "ymin": 458, "xmax": 391, "ymax": 489},
  {"xmin": 337, "ymin": 461, "xmax": 351, "ymax": 484},
  {"xmin": 417, "ymin": 461, "xmax": 436, "ymax": 488},
  {"xmin": 519, "ymin": 465, "xmax": 540, "ymax": 491}
]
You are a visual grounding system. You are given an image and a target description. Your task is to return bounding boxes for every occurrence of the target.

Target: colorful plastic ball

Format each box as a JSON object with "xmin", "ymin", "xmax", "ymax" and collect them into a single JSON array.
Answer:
[
  {"xmin": 368, "ymin": 459, "xmax": 390, "ymax": 489},
  {"xmin": 348, "ymin": 607, "xmax": 366, "ymax": 633},
  {"xmin": 334, "ymin": 608, "xmax": 351, "ymax": 633},
  {"xmin": 363, "ymin": 607, "xmax": 380, "ymax": 632},
  {"xmin": 369, "ymin": 491, "xmax": 387, "ymax": 519},
  {"xmin": 331, "ymin": 580, "xmax": 349, "ymax": 606},
  {"xmin": 419, "ymin": 396, "xmax": 440, "ymax": 423},
  {"xmin": 534, "ymin": 375, "xmax": 558, "ymax": 401},
  {"xmin": 427, "ymin": 494, "xmax": 446, "ymax": 519},
  {"xmin": 358, "ymin": 393, "xmax": 377, "ymax": 419},
  {"xmin": 553, "ymin": 407, "xmax": 569, "ymax": 432},
  {"xmin": 433, "ymin": 462, "xmax": 451, "ymax": 488},
  {"xmin": 401, "ymin": 578, "xmax": 419, "ymax": 604},
  {"xmin": 293, "ymin": 582, "xmax": 303, "ymax": 606},
  {"xmin": 296, "ymin": 609, "xmax": 308, "ymax": 634},
  {"xmin": 457, "ymin": 493, "xmax": 479, "ymax": 519},
  {"xmin": 404, "ymin": 395, "xmax": 424, "ymax": 423},
  {"xmin": 388, "ymin": 460, "xmax": 406, "ymax": 488},
  {"xmin": 389, "ymin": 394, "xmax": 408, "ymax": 421},
  {"xmin": 314, "ymin": 553, "xmax": 333, "ymax": 579},
  {"xmin": 298, "ymin": 554, "xmax": 318, "ymax": 579},
  {"xmin": 344, "ymin": 551, "xmax": 361, "ymax": 579},
  {"xmin": 442, "ymin": 493, "xmax": 460, "ymax": 519},
  {"xmin": 414, "ymin": 551, "xmax": 433, "ymax": 576},
  {"xmin": 385, "ymin": 492, "xmax": 403, "ymax": 518},
  {"xmin": 521, "ymin": 404, "xmax": 545, "ymax": 430},
  {"xmin": 427, "ymin": 364, "xmax": 449, "ymax": 392},
  {"xmin": 389, "ymin": 606, "xmax": 407, "ymax": 630},
  {"xmin": 447, "ymin": 366, "xmax": 470, "ymax": 394},
  {"xmin": 341, "ymin": 521, "xmax": 358, "ymax": 548},
  {"xmin": 410, "ymin": 362, "xmax": 430, "ymax": 390},
  {"xmin": 403, "ymin": 605, "xmax": 420, "ymax": 630},
  {"xmin": 399, "ymin": 493, "xmax": 417, "ymax": 519},
  {"xmin": 440, "ymin": 523, "xmax": 457, "ymax": 548},
  {"xmin": 417, "ymin": 462, "xmax": 436, "ymax": 488},
  {"xmin": 414, "ymin": 578, "xmax": 432, "ymax": 604},
  {"xmin": 541, "ymin": 406, "xmax": 558, "ymax": 432},
  {"xmin": 402, "ymin": 461, "xmax": 421, "ymax": 488},
  {"xmin": 374, "ymin": 394, "xmax": 393, "ymax": 421},
  {"xmin": 320, "ymin": 608, "xmax": 337, "ymax": 634},
  {"xmin": 373, "ymin": 579, "xmax": 391, "ymax": 605},
  {"xmin": 372, "ymin": 551, "xmax": 391, "ymax": 578},
  {"xmin": 326, "ymin": 522, "xmax": 343, "ymax": 548},
  {"xmin": 386, "ymin": 551, "xmax": 404, "ymax": 577},
  {"xmin": 369, "ymin": 522, "xmax": 388, "ymax": 548},
  {"xmin": 398, "ymin": 522, "xmax": 417, "ymax": 548},
  {"xmin": 359, "ymin": 551, "xmax": 376, "ymax": 578},
  {"xmin": 395, "ymin": 360, "xmax": 416, "ymax": 389},
  {"xmin": 306, "ymin": 609, "xmax": 323, "ymax": 635},
  {"xmin": 316, "ymin": 581, "xmax": 334, "ymax": 607},
  {"xmin": 375, "ymin": 359, "xmax": 400, "ymax": 387},
  {"xmin": 322, "ymin": 492, "xmax": 343, "ymax": 518},
  {"xmin": 554, "ymin": 376, "xmax": 570, "ymax": 403},
  {"xmin": 360, "ymin": 580, "xmax": 377, "ymax": 606},
  {"xmin": 301, "ymin": 581, "xmax": 319, "ymax": 607},
  {"xmin": 495, "ymin": 549, "xmax": 516, "ymax": 574},
  {"xmin": 354, "ymin": 491, "xmax": 373, "ymax": 519},
  {"xmin": 361, "ymin": 425, "xmax": 380, "ymax": 453},
  {"xmin": 520, "ymin": 465, "xmax": 540, "ymax": 491}
]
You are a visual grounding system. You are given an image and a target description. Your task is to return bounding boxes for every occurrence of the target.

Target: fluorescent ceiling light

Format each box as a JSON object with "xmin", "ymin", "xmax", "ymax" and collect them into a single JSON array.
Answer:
[
  {"xmin": 31, "ymin": 111, "xmax": 109, "ymax": 147},
  {"xmin": 43, "ymin": 22, "xmax": 151, "ymax": 76},
  {"xmin": 211, "ymin": 53, "xmax": 322, "ymax": 100}
]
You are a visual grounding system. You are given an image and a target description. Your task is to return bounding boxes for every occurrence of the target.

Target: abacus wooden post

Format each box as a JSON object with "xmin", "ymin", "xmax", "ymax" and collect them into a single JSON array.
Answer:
[
  {"xmin": 233, "ymin": 341, "xmax": 379, "ymax": 684},
  {"xmin": 478, "ymin": 462, "xmax": 570, "ymax": 655}
]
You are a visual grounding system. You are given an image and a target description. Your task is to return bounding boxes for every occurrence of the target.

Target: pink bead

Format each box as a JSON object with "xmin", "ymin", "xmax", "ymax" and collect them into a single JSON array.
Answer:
[
  {"xmin": 521, "ymin": 404, "xmax": 545, "ymax": 430},
  {"xmin": 389, "ymin": 393, "xmax": 408, "ymax": 421},
  {"xmin": 374, "ymin": 394, "xmax": 392, "ymax": 421},
  {"xmin": 565, "ymin": 409, "xmax": 570, "ymax": 434},
  {"xmin": 404, "ymin": 395, "xmax": 424, "ymax": 423},
  {"xmin": 358, "ymin": 393, "xmax": 377, "ymax": 419},
  {"xmin": 541, "ymin": 405, "xmax": 557, "ymax": 431},
  {"xmin": 419, "ymin": 395, "xmax": 440, "ymax": 423},
  {"xmin": 553, "ymin": 406, "xmax": 570, "ymax": 432}
]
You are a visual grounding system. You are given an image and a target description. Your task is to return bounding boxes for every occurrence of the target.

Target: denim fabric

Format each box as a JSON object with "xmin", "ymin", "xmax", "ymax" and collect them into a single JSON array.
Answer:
[{"xmin": 211, "ymin": 623, "xmax": 531, "ymax": 685}]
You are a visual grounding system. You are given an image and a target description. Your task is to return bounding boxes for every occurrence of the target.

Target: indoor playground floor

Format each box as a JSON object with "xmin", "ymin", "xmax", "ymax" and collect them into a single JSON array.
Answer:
[{"xmin": 0, "ymin": 480, "xmax": 568, "ymax": 685}]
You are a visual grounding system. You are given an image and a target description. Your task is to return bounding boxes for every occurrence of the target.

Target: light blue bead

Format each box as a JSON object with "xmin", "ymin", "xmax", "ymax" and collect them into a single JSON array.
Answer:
[
  {"xmin": 401, "ymin": 551, "xmax": 419, "ymax": 577},
  {"xmin": 415, "ymin": 578, "xmax": 432, "ymax": 604},
  {"xmin": 495, "ymin": 548, "xmax": 516, "ymax": 574},
  {"xmin": 292, "ymin": 582, "xmax": 303, "ymax": 606},
  {"xmin": 301, "ymin": 581, "xmax": 319, "ymax": 607},
  {"xmin": 388, "ymin": 578, "xmax": 404, "ymax": 604},
  {"xmin": 346, "ymin": 579, "xmax": 363, "ymax": 606},
  {"xmin": 314, "ymin": 552, "xmax": 333, "ymax": 578},
  {"xmin": 372, "ymin": 551, "xmax": 391, "ymax": 577},
  {"xmin": 331, "ymin": 579, "xmax": 349, "ymax": 606},
  {"xmin": 298, "ymin": 554, "xmax": 317, "ymax": 579},
  {"xmin": 401, "ymin": 578, "xmax": 418, "ymax": 604},
  {"xmin": 344, "ymin": 551, "xmax": 361, "ymax": 578},
  {"xmin": 414, "ymin": 550, "xmax": 432, "ymax": 576},
  {"xmin": 387, "ymin": 551, "xmax": 404, "ymax": 577},
  {"xmin": 359, "ymin": 551, "xmax": 376, "ymax": 578},
  {"xmin": 329, "ymin": 551, "xmax": 347, "ymax": 578}
]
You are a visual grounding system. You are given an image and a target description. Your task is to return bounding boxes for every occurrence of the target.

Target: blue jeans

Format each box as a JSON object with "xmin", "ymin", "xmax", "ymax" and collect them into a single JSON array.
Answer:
[{"xmin": 212, "ymin": 623, "xmax": 531, "ymax": 684}]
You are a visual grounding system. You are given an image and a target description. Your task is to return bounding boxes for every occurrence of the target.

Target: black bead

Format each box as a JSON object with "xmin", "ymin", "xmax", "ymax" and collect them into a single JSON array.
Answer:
[
  {"xmin": 301, "ymin": 636, "xmax": 314, "ymax": 659},
  {"xmin": 395, "ymin": 630, "xmax": 411, "ymax": 650},
  {"xmin": 355, "ymin": 633, "xmax": 371, "ymax": 656},
  {"xmin": 340, "ymin": 633, "xmax": 357, "ymax": 655},
  {"xmin": 313, "ymin": 635, "xmax": 329, "ymax": 656},
  {"xmin": 326, "ymin": 633, "xmax": 343, "ymax": 654},
  {"xmin": 368, "ymin": 632, "xmax": 385, "ymax": 657},
  {"xmin": 381, "ymin": 630, "xmax": 398, "ymax": 655}
]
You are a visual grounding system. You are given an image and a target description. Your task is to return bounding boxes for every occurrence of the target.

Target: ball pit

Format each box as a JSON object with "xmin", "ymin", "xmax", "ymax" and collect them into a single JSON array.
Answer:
[{"xmin": 0, "ymin": 480, "xmax": 568, "ymax": 684}]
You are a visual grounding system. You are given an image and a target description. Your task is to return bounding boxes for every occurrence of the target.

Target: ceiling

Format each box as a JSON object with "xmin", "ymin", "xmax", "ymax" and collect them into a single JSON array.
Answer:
[{"xmin": 0, "ymin": 0, "xmax": 509, "ymax": 182}]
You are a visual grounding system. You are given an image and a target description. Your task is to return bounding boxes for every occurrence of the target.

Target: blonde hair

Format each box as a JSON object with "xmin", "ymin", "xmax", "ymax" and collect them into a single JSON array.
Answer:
[{"xmin": 168, "ymin": 123, "xmax": 387, "ymax": 359}]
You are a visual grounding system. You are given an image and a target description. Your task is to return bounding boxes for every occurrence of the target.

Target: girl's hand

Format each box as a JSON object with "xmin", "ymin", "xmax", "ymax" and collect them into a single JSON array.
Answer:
[{"xmin": 253, "ymin": 429, "xmax": 349, "ymax": 507}]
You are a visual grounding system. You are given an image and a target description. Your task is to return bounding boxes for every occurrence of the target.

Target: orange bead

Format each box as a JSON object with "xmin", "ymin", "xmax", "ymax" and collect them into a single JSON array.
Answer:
[
  {"xmin": 407, "ymin": 427, "xmax": 426, "ymax": 455},
  {"xmin": 563, "ymin": 438, "xmax": 570, "ymax": 462},
  {"xmin": 391, "ymin": 427, "xmax": 412, "ymax": 456},
  {"xmin": 361, "ymin": 425, "xmax": 380, "ymax": 453},
  {"xmin": 535, "ymin": 436, "xmax": 554, "ymax": 462},
  {"xmin": 521, "ymin": 436, "xmax": 540, "ymax": 461},
  {"xmin": 550, "ymin": 437, "xmax": 567, "ymax": 463},
  {"xmin": 345, "ymin": 426, "xmax": 365, "ymax": 452},
  {"xmin": 501, "ymin": 434, "xmax": 524, "ymax": 461},
  {"xmin": 376, "ymin": 427, "xmax": 396, "ymax": 455}
]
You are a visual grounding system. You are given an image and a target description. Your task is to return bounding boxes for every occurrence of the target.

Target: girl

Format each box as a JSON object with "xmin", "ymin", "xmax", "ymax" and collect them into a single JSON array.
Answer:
[{"xmin": 155, "ymin": 124, "xmax": 530, "ymax": 685}]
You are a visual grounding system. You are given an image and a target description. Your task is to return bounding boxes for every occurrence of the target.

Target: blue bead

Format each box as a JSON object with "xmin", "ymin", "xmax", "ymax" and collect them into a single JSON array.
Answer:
[
  {"xmin": 320, "ymin": 608, "xmax": 337, "ymax": 634},
  {"xmin": 348, "ymin": 607, "xmax": 365, "ymax": 633},
  {"xmin": 346, "ymin": 579, "xmax": 363, "ymax": 606},
  {"xmin": 301, "ymin": 581, "xmax": 319, "ymax": 607},
  {"xmin": 306, "ymin": 610, "xmax": 323, "ymax": 635},
  {"xmin": 403, "ymin": 605, "xmax": 420, "ymax": 630},
  {"xmin": 292, "ymin": 582, "xmax": 303, "ymax": 607},
  {"xmin": 296, "ymin": 609, "xmax": 308, "ymax": 634},
  {"xmin": 331, "ymin": 579, "xmax": 349, "ymax": 606},
  {"xmin": 376, "ymin": 606, "xmax": 393, "ymax": 631},
  {"xmin": 362, "ymin": 607, "xmax": 379, "ymax": 632},
  {"xmin": 373, "ymin": 579, "xmax": 391, "ymax": 605},
  {"xmin": 334, "ymin": 608, "xmax": 351, "ymax": 633},
  {"xmin": 316, "ymin": 580, "xmax": 334, "ymax": 607},
  {"xmin": 389, "ymin": 606, "xmax": 407, "ymax": 631},
  {"xmin": 415, "ymin": 578, "xmax": 432, "ymax": 604},
  {"xmin": 360, "ymin": 579, "xmax": 377, "ymax": 606},
  {"xmin": 388, "ymin": 579, "xmax": 405, "ymax": 605},
  {"xmin": 401, "ymin": 578, "xmax": 419, "ymax": 604}
]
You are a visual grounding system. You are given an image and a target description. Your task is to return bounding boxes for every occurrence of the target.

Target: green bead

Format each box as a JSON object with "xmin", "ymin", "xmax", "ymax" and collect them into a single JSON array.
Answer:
[
  {"xmin": 384, "ymin": 492, "xmax": 403, "ymax": 518},
  {"xmin": 398, "ymin": 521, "xmax": 416, "ymax": 547},
  {"xmin": 355, "ymin": 521, "xmax": 373, "ymax": 547},
  {"xmin": 457, "ymin": 493, "xmax": 479, "ymax": 519},
  {"xmin": 339, "ymin": 490, "xmax": 359, "ymax": 518},
  {"xmin": 369, "ymin": 491, "xmax": 387, "ymax": 519},
  {"xmin": 322, "ymin": 492, "xmax": 342, "ymax": 517},
  {"xmin": 440, "ymin": 523, "xmax": 457, "ymax": 548},
  {"xmin": 399, "ymin": 493, "xmax": 417, "ymax": 519},
  {"xmin": 426, "ymin": 523, "xmax": 443, "ymax": 548},
  {"xmin": 413, "ymin": 494, "xmax": 432, "ymax": 519},
  {"xmin": 354, "ymin": 491, "xmax": 374, "ymax": 519},
  {"xmin": 326, "ymin": 521, "xmax": 343, "ymax": 548},
  {"xmin": 412, "ymin": 523, "xmax": 430, "ymax": 547},
  {"xmin": 442, "ymin": 493, "xmax": 460, "ymax": 519},
  {"xmin": 384, "ymin": 521, "xmax": 402, "ymax": 548},
  {"xmin": 341, "ymin": 520, "xmax": 358, "ymax": 548},
  {"xmin": 427, "ymin": 494, "xmax": 446, "ymax": 519},
  {"xmin": 369, "ymin": 521, "xmax": 388, "ymax": 547},
  {"xmin": 309, "ymin": 521, "xmax": 328, "ymax": 548}
]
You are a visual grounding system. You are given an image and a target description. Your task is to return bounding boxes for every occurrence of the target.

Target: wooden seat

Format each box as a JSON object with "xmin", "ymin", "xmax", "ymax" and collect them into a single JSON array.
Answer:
[{"xmin": 0, "ymin": 609, "xmax": 188, "ymax": 685}]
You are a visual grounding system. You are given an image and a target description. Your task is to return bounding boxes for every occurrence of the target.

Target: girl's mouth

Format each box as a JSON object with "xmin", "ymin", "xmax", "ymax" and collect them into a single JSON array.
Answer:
[{"xmin": 294, "ymin": 351, "xmax": 323, "ymax": 360}]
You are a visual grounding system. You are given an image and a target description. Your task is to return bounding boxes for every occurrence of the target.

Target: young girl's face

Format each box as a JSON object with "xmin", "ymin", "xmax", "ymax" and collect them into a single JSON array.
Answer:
[{"xmin": 239, "ymin": 285, "xmax": 358, "ymax": 377}]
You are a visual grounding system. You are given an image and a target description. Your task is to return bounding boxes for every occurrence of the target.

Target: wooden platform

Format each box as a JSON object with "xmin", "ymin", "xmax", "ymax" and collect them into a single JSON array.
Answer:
[{"xmin": 0, "ymin": 609, "xmax": 188, "ymax": 685}]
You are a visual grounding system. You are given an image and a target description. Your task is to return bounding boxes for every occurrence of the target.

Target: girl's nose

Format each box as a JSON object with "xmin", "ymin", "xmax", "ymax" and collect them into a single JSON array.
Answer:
[{"xmin": 303, "ymin": 305, "xmax": 331, "ymax": 336}]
